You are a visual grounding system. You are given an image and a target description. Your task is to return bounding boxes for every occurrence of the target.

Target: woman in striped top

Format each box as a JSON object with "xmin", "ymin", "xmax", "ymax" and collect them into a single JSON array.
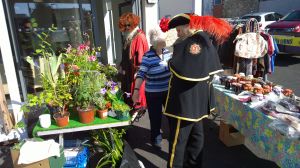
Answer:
[{"xmin": 132, "ymin": 28, "xmax": 171, "ymax": 149}]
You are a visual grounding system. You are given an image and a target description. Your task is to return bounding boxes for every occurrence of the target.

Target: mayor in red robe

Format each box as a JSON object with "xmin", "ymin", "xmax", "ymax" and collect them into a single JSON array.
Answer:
[{"xmin": 119, "ymin": 13, "xmax": 149, "ymax": 108}]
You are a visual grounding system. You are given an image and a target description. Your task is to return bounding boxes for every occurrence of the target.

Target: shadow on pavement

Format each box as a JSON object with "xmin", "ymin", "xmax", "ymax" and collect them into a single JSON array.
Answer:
[
  {"xmin": 275, "ymin": 54, "xmax": 300, "ymax": 67},
  {"xmin": 125, "ymin": 124, "xmax": 169, "ymax": 168},
  {"xmin": 203, "ymin": 119, "xmax": 279, "ymax": 168}
]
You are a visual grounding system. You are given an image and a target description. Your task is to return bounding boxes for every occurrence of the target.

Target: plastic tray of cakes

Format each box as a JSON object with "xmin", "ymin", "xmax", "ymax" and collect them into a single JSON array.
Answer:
[{"xmin": 213, "ymin": 73, "xmax": 300, "ymax": 139}]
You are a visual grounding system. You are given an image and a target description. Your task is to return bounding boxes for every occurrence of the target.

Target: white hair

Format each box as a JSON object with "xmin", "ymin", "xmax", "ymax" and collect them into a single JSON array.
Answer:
[{"xmin": 148, "ymin": 27, "xmax": 166, "ymax": 48}]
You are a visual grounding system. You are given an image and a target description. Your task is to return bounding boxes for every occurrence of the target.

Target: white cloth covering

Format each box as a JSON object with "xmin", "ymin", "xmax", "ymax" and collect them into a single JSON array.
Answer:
[{"xmin": 18, "ymin": 139, "xmax": 60, "ymax": 164}]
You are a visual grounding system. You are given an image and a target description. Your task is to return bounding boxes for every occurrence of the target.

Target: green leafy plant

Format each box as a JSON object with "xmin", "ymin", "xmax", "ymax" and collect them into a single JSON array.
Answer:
[
  {"xmin": 112, "ymin": 101, "xmax": 130, "ymax": 113},
  {"xmin": 91, "ymin": 128, "xmax": 126, "ymax": 168},
  {"xmin": 98, "ymin": 64, "xmax": 118, "ymax": 80},
  {"xmin": 22, "ymin": 25, "xmax": 72, "ymax": 116},
  {"xmin": 93, "ymin": 93, "xmax": 109, "ymax": 110},
  {"xmin": 74, "ymin": 72, "xmax": 107, "ymax": 110}
]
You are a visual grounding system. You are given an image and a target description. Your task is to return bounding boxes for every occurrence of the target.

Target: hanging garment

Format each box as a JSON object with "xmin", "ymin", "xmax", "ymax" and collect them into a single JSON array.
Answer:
[
  {"xmin": 237, "ymin": 58, "xmax": 253, "ymax": 76},
  {"xmin": 271, "ymin": 37, "xmax": 279, "ymax": 73}
]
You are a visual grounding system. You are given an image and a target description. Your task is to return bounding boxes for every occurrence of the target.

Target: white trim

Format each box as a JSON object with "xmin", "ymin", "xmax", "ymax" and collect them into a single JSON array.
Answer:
[
  {"xmin": 104, "ymin": 0, "xmax": 114, "ymax": 64},
  {"xmin": 36, "ymin": 121, "xmax": 131, "ymax": 136},
  {"xmin": 0, "ymin": 1, "xmax": 22, "ymax": 122}
]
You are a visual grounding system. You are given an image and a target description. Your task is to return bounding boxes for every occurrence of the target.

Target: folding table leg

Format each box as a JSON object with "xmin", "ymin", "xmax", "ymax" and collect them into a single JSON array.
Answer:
[{"xmin": 59, "ymin": 133, "xmax": 64, "ymax": 147}]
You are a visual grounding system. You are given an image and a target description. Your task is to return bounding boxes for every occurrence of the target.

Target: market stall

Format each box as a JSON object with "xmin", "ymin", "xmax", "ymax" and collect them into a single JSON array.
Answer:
[{"xmin": 213, "ymin": 76, "xmax": 300, "ymax": 168}]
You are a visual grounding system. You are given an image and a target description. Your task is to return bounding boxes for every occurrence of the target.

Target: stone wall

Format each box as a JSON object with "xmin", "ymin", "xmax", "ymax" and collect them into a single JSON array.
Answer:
[{"xmin": 223, "ymin": 0, "xmax": 259, "ymax": 18}]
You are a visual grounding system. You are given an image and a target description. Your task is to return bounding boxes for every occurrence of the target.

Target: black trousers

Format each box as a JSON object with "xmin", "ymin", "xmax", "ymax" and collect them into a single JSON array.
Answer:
[
  {"xmin": 167, "ymin": 117, "xmax": 204, "ymax": 168},
  {"xmin": 145, "ymin": 91, "xmax": 167, "ymax": 144}
]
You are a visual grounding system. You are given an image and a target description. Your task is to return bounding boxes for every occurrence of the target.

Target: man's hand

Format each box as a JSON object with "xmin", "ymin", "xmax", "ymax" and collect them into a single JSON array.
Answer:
[{"xmin": 132, "ymin": 90, "xmax": 140, "ymax": 104}]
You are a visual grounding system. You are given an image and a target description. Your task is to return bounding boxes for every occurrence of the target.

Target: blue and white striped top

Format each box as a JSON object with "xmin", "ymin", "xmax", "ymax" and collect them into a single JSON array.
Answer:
[{"xmin": 136, "ymin": 48, "xmax": 172, "ymax": 92}]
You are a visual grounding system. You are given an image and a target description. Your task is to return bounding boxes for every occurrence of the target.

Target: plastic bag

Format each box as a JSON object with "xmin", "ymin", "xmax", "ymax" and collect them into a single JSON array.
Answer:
[
  {"xmin": 269, "ymin": 119, "xmax": 300, "ymax": 139},
  {"xmin": 279, "ymin": 98, "xmax": 300, "ymax": 112},
  {"xmin": 119, "ymin": 141, "xmax": 141, "ymax": 168}
]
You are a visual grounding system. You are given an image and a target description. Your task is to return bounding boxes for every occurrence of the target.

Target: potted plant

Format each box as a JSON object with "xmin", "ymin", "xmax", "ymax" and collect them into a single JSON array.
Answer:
[
  {"xmin": 112, "ymin": 101, "xmax": 131, "ymax": 121},
  {"xmin": 74, "ymin": 72, "xmax": 107, "ymax": 123},
  {"xmin": 93, "ymin": 92, "xmax": 110, "ymax": 119},
  {"xmin": 63, "ymin": 42, "xmax": 107, "ymax": 124},
  {"xmin": 23, "ymin": 26, "xmax": 72, "ymax": 127}
]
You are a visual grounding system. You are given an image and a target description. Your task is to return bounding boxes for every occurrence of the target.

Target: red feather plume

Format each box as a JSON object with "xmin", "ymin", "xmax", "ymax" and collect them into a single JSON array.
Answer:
[
  {"xmin": 159, "ymin": 17, "xmax": 170, "ymax": 33},
  {"xmin": 190, "ymin": 15, "xmax": 232, "ymax": 44}
]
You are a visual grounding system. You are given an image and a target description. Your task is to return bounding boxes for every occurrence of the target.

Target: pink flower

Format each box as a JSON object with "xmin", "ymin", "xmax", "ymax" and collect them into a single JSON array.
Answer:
[
  {"xmin": 78, "ymin": 44, "xmax": 89, "ymax": 51},
  {"xmin": 88, "ymin": 55, "xmax": 96, "ymax": 62}
]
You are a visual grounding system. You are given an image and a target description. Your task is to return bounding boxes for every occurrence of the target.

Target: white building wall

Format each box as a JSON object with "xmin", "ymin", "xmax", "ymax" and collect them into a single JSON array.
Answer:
[
  {"xmin": 104, "ymin": 0, "xmax": 115, "ymax": 65},
  {"xmin": 142, "ymin": 1, "xmax": 159, "ymax": 46},
  {"xmin": 259, "ymin": 0, "xmax": 300, "ymax": 15},
  {"xmin": 159, "ymin": 0, "xmax": 194, "ymax": 18}
]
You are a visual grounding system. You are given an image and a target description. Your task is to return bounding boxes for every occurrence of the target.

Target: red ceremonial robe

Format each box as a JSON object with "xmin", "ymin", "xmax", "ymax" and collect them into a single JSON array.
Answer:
[{"xmin": 120, "ymin": 29, "xmax": 149, "ymax": 108}]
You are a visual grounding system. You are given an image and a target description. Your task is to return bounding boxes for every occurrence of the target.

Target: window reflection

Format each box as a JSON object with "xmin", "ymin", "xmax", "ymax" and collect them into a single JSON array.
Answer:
[{"xmin": 12, "ymin": 0, "xmax": 93, "ymax": 93}]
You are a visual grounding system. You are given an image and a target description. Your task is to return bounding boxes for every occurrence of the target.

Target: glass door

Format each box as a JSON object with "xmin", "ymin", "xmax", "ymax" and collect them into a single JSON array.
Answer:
[{"xmin": 11, "ymin": 0, "xmax": 94, "ymax": 94}]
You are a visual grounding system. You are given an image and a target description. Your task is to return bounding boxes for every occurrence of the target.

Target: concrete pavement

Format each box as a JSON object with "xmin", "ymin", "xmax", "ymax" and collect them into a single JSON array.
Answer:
[{"xmin": 126, "ymin": 112, "xmax": 279, "ymax": 168}]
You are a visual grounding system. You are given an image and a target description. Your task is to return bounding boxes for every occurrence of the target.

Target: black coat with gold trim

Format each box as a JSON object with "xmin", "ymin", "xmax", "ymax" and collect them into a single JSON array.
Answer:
[{"xmin": 163, "ymin": 31, "xmax": 222, "ymax": 122}]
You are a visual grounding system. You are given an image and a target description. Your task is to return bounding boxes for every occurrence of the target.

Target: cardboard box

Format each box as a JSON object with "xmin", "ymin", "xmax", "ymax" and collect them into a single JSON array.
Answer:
[
  {"xmin": 219, "ymin": 121, "xmax": 245, "ymax": 147},
  {"xmin": 10, "ymin": 149, "xmax": 50, "ymax": 168}
]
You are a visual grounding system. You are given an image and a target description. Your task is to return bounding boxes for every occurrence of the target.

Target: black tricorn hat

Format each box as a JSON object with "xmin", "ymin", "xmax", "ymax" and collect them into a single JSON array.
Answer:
[{"xmin": 168, "ymin": 13, "xmax": 191, "ymax": 29}]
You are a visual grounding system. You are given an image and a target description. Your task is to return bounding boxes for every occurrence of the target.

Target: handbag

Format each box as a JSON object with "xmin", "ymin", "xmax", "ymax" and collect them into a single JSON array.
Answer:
[{"xmin": 234, "ymin": 18, "xmax": 268, "ymax": 59}]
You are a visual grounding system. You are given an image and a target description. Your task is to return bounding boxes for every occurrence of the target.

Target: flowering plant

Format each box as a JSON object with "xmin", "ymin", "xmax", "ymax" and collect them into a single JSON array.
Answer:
[
  {"xmin": 63, "ymin": 43, "xmax": 109, "ymax": 110},
  {"xmin": 63, "ymin": 43, "xmax": 101, "ymax": 85},
  {"xmin": 98, "ymin": 80, "xmax": 131, "ymax": 113}
]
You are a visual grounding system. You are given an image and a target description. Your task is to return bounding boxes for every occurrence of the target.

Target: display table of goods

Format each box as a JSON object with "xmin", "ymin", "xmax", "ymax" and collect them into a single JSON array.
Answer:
[{"xmin": 213, "ymin": 74, "xmax": 300, "ymax": 168}]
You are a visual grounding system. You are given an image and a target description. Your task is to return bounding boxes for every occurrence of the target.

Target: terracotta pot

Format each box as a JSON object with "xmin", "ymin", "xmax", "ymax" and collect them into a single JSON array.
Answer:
[
  {"xmin": 53, "ymin": 112, "xmax": 70, "ymax": 127},
  {"xmin": 97, "ymin": 109, "xmax": 108, "ymax": 119},
  {"xmin": 77, "ymin": 107, "xmax": 95, "ymax": 124}
]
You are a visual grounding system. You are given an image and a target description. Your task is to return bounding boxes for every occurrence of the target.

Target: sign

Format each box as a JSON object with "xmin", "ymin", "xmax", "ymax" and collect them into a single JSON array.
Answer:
[{"xmin": 273, "ymin": 35, "xmax": 300, "ymax": 47}]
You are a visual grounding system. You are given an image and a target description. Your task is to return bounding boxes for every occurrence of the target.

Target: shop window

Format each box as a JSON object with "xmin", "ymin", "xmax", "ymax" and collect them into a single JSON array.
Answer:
[{"xmin": 12, "ymin": 0, "xmax": 94, "ymax": 94}]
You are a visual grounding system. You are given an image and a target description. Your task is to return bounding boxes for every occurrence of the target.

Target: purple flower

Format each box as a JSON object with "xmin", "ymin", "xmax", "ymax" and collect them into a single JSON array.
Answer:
[
  {"xmin": 88, "ymin": 55, "xmax": 96, "ymax": 62},
  {"xmin": 110, "ymin": 89, "xmax": 117, "ymax": 95},
  {"xmin": 111, "ymin": 81, "xmax": 117, "ymax": 87},
  {"xmin": 124, "ymin": 92, "xmax": 131, "ymax": 98},
  {"xmin": 100, "ymin": 88, "xmax": 107, "ymax": 95}
]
